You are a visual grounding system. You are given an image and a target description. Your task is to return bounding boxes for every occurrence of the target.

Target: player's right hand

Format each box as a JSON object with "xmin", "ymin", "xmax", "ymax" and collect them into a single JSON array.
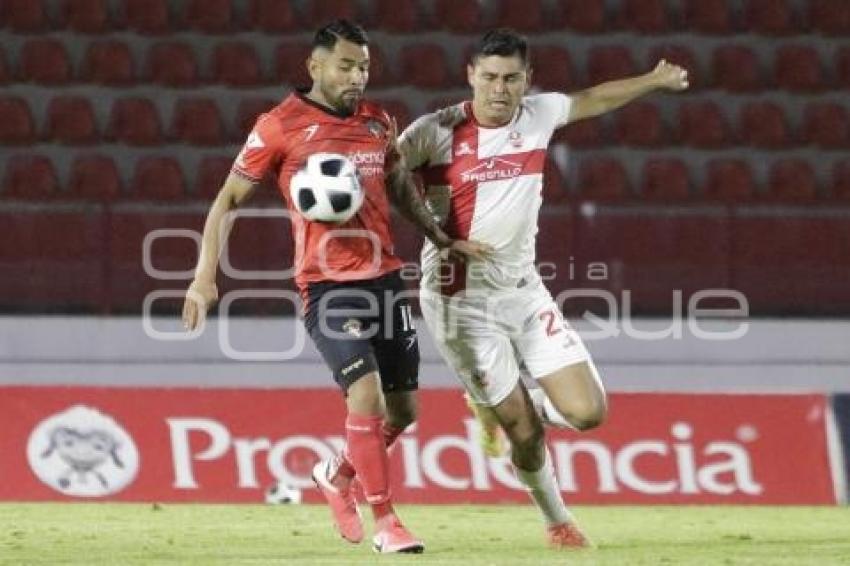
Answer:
[
  {"xmin": 182, "ymin": 279, "xmax": 218, "ymax": 331},
  {"xmin": 651, "ymin": 59, "xmax": 689, "ymax": 91},
  {"xmin": 445, "ymin": 239, "xmax": 495, "ymax": 263}
]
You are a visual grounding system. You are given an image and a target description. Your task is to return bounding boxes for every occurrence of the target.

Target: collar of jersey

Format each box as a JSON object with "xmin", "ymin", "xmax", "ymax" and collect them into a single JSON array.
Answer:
[{"xmin": 295, "ymin": 87, "xmax": 359, "ymax": 119}]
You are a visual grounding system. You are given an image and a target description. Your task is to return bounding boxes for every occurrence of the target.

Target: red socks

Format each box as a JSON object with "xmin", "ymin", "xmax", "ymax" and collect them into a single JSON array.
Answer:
[
  {"xmin": 344, "ymin": 412, "xmax": 397, "ymax": 519},
  {"xmin": 337, "ymin": 420, "xmax": 406, "ymax": 480}
]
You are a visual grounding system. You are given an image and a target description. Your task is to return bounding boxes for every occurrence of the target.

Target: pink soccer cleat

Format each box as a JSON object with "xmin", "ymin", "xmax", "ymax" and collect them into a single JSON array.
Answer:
[
  {"xmin": 372, "ymin": 515, "xmax": 425, "ymax": 554},
  {"xmin": 311, "ymin": 459, "xmax": 363, "ymax": 544},
  {"xmin": 547, "ymin": 521, "xmax": 593, "ymax": 549}
]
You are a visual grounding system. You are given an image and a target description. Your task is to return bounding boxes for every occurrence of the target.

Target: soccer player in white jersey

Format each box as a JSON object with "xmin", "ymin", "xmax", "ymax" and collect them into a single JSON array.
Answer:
[{"xmin": 398, "ymin": 29, "xmax": 688, "ymax": 548}]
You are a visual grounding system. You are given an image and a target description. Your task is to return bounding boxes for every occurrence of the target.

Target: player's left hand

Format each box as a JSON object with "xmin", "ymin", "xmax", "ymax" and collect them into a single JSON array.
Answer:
[
  {"xmin": 444, "ymin": 239, "xmax": 495, "ymax": 263},
  {"xmin": 651, "ymin": 59, "xmax": 689, "ymax": 91}
]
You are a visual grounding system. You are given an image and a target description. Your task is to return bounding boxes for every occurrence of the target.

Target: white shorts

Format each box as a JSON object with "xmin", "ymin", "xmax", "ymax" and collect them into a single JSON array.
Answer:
[{"xmin": 420, "ymin": 281, "xmax": 598, "ymax": 406}]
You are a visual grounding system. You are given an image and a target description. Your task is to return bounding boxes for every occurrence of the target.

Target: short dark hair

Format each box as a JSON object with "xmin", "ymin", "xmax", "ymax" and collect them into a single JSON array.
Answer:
[
  {"xmin": 313, "ymin": 19, "xmax": 369, "ymax": 51},
  {"xmin": 471, "ymin": 28, "xmax": 529, "ymax": 66}
]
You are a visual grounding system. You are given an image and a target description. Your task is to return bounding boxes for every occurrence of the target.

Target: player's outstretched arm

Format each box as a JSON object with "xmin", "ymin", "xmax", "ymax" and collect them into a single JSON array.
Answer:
[
  {"xmin": 565, "ymin": 59, "xmax": 688, "ymax": 124},
  {"xmin": 385, "ymin": 159, "xmax": 494, "ymax": 262},
  {"xmin": 182, "ymin": 173, "xmax": 256, "ymax": 330}
]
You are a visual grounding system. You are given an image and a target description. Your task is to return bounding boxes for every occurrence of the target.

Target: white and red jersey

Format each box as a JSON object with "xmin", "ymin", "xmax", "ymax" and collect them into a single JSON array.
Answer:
[{"xmin": 399, "ymin": 93, "xmax": 572, "ymax": 294}]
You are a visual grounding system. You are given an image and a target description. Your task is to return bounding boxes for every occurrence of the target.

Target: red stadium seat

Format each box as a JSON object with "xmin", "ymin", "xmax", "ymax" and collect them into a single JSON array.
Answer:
[
  {"xmin": 703, "ymin": 159, "xmax": 756, "ymax": 201},
  {"xmin": 82, "ymin": 41, "xmax": 135, "ymax": 85},
  {"xmin": 212, "ymin": 42, "xmax": 262, "ymax": 86},
  {"xmin": 621, "ymin": 0, "xmax": 670, "ymax": 33},
  {"xmin": 62, "ymin": 0, "xmax": 110, "ymax": 33},
  {"xmin": 366, "ymin": 44, "xmax": 393, "ymax": 88},
  {"xmin": 802, "ymin": 103, "xmax": 850, "ymax": 149},
  {"xmin": 194, "ymin": 155, "xmax": 233, "ymax": 198},
  {"xmin": 184, "ymin": 0, "xmax": 232, "ymax": 33},
  {"xmin": 68, "ymin": 155, "xmax": 122, "ymax": 200},
  {"xmin": 557, "ymin": 117, "xmax": 605, "ymax": 147},
  {"xmin": 131, "ymin": 156, "xmax": 186, "ymax": 200},
  {"xmin": 18, "ymin": 39, "xmax": 72, "ymax": 85},
  {"xmin": 400, "ymin": 44, "xmax": 452, "ymax": 89},
  {"xmin": 171, "ymin": 98, "xmax": 225, "ymax": 146},
  {"xmin": 495, "ymin": 0, "xmax": 545, "ymax": 31},
  {"xmin": 712, "ymin": 45, "xmax": 762, "ymax": 92},
  {"xmin": 106, "ymin": 98, "xmax": 162, "ymax": 146},
  {"xmin": 648, "ymin": 45, "xmax": 700, "ymax": 89},
  {"xmin": 839, "ymin": 47, "xmax": 850, "ymax": 90},
  {"xmin": 3, "ymin": 0, "xmax": 48, "ymax": 32},
  {"xmin": 0, "ymin": 97, "xmax": 35, "ymax": 144},
  {"xmin": 45, "ymin": 96, "xmax": 98, "ymax": 145},
  {"xmin": 832, "ymin": 159, "xmax": 850, "ymax": 200},
  {"xmin": 306, "ymin": 0, "xmax": 359, "ymax": 26},
  {"xmin": 677, "ymin": 101, "xmax": 731, "ymax": 148},
  {"xmin": 375, "ymin": 0, "xmax": 420, "ymax": 32},
  {"xmin": 2, "ymin": 155, "xmax": 59, "ymax": 199},
  {"xmin": 737, "ymin": 101, "xmax": 791, "ymax": 148},
  {"xmin": 614, "ymin": 102, "xmax": 666, "ymax": 146},
  {"xmin": 0, "ymin": 48, "xmax": 8, "ymax": 85},
  {"xmin": 641, "ymin": 158, "xmax": 690, "ymax": 200},
  {"xmin": 686, "ymin": 0, "xmax": 735, "ymax": 34},
  {"xmin": 577, "ymin": 158, "xmax": 630, "ymax": 200},
  {"xmin": 810, "ymin": 0, "xmax": 850, "ymax": 36},
  {"xmin": 532, "ymin": 46, "xmax": 576, "ymax": 91},
  {"xmin": 745, "ymin": 0, "xmax": 798, "ymax": 35},
  {"xmin": 558, "ymin": 0, "xmax": 607, "ymax": 33},
  {"xmin": 145, "ymin": 42, "xmax": 198, "ymax": 87},
  {"xmin": 767, "ymin": 159, "xmax": 818, "ymax": 201},
  {"xmin": 248, "ymin": 0, "xmax": 297, "ymax": 32},
  {"xmin": 275, "ymin": 42, "xmax": 312, "ymax": 86},
  {"xmin": 235, "ymin": 97, "xmax": 276, "ymax": 141},
  {"xmin": 587, "ymin": 46, "xmax": 637, "ymax": 85},
  {"xmin": 123, "ymin": 0, "xmax": 170, "ymax": 34},
  {"xmin": 774, "ymin": 45, "xmax": 825, "ymax": 92},
  {"xmin": 434, "ymin": 0, "xmax": 484, "ymax": 33}
]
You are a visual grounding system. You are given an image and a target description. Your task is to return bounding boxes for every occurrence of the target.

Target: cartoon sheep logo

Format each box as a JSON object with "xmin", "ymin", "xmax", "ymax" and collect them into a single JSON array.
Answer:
[{"xmin": 27, "ymin": 405, "xmax": 139, "ymax": 497}]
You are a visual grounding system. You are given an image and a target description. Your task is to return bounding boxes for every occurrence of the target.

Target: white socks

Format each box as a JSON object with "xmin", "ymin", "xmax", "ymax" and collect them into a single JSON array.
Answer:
[
  {"xmin": 515, "ymin": 448, "xmax": 573, "ymax": 526},
  {"xmin": 528, "ymin": 388, "xmax": 575, "ymax": 430}
]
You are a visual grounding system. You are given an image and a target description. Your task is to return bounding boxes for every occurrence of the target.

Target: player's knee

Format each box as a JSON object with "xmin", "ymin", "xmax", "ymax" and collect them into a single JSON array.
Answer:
[
  {"xmin": 567, "ymin": 397, "xmax": 607, "ymax": 431},
  {"xmin": 508, "ymin": 423, "xmax": 545, "ymax": 469},
  {"xmin": 386, "ymin": 403, "xmax": 417, "ymax": 430}
]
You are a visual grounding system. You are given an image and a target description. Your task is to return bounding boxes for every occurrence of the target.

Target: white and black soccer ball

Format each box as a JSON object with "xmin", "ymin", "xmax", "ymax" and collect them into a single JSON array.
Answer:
[
  {"xmin": 264, "ymin": 480, "xmax": 302, "ymax": 505},
  {"xmin": 290, "ymin": 153, "xmax": 364, "ymax": 223}
]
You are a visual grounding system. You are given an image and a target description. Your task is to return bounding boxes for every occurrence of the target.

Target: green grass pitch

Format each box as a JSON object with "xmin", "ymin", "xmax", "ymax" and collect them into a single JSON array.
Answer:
[{"xmin": 2, "ymin": 504, "xmax": 849, "ymax": 565}]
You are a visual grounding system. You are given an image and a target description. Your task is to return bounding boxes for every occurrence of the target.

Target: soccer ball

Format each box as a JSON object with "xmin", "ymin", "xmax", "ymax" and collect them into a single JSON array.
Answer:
[
  {"xmin": 264, "ymin": 480, "xmax": 302, "ymax": 504},
  {"xmin": 290, "ymin": 153, "xmax": 364, "ymax": 223}
]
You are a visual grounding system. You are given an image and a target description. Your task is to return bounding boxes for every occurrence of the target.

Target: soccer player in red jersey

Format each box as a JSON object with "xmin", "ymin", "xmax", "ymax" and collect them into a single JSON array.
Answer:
[{"xmin": 181, "ymin": 20, "xmax": 489, "ymax": 554}]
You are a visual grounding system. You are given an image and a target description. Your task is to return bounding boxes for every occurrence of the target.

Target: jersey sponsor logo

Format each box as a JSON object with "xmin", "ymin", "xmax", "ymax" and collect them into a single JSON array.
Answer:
[
  {"xmin": 346, "ymin": 150, "xmax": 386, "ymax": 178},
  {"xmin": 459, "ymin": 156, "xmax": 523, "ymax": 183},
  {"xmin": 341, "ymin": 358, "xmax": 366, "ymax": 377}
]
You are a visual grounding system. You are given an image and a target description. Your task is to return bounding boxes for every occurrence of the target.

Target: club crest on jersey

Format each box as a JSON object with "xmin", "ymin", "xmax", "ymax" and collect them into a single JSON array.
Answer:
[
  {"xmin": 455, "ymin": 142, "xmax": 474, "ymax": 156},
  {"xmin": 365, "ymin": 119, "xmax": 386, "ymax": 139},
  {"xmin": 508, "ymin": 131, "xmax": 523, "ymax": 148},
  {"xmin": 342, "ymin": 319, "xmax": 363, "ymax": 338}
]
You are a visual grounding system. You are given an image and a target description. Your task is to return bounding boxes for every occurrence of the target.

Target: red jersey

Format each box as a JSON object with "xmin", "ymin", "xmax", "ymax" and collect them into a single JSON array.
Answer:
[{"xmin": 232, "ymin": 90, "xmax": 403, "ymax": 296}]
